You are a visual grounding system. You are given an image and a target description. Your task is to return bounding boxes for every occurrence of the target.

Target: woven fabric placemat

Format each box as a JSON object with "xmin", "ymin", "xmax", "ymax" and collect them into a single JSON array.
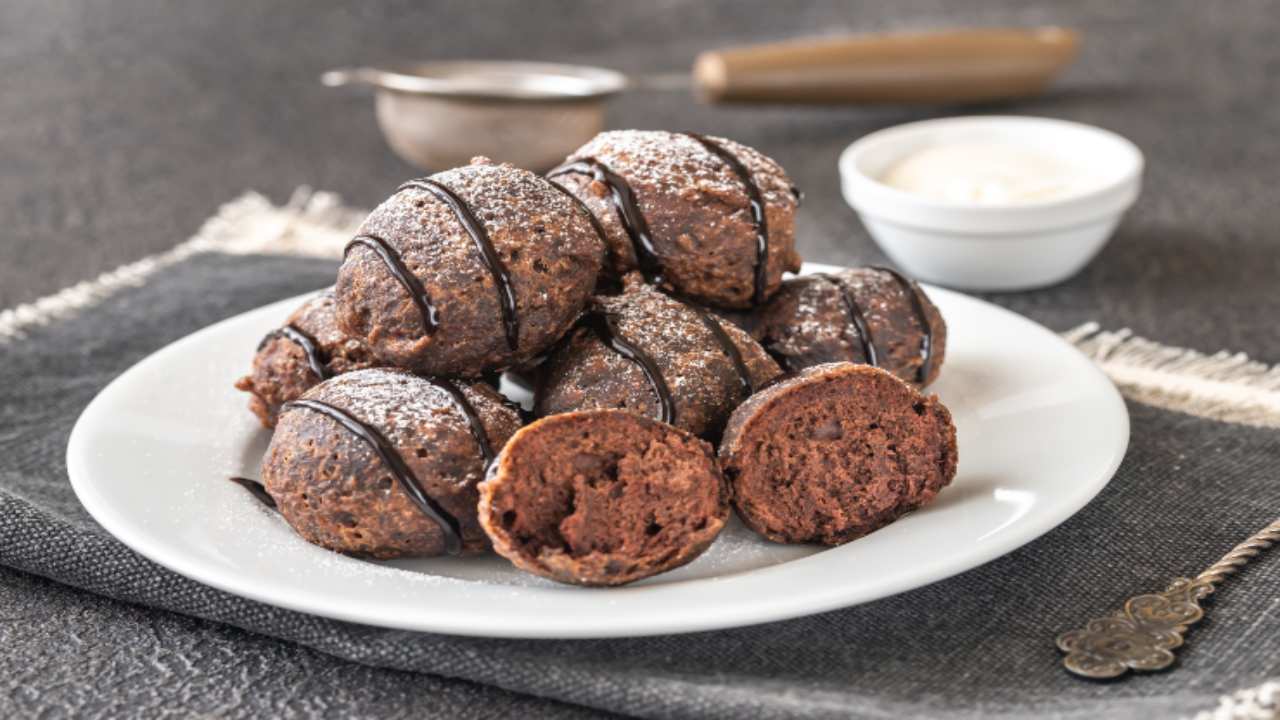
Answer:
[{"xmin": 1, "ymin": 191, "xmax": 1276, "ymax": 719}]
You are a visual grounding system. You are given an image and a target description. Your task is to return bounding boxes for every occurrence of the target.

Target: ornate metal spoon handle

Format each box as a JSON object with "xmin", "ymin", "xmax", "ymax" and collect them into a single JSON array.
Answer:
[{"xmin": 1057, "ymin": 516, "xmax": 1280, "ymax": 679}]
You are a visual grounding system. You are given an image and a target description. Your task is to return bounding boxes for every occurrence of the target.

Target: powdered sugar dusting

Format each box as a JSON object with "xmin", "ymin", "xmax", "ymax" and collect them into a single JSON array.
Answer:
[
  {"xmin": 767, "ymin": 268, "xmax": 929, "ymax": 364},
  {"xmin": 550, "ymin": 280, "xmax": 778, "ymax": 435},
  {"xmin": 362, "ymin": 158, "xmax": 592, "ymax": 262},
  {"xmin": 705, "ymin": 133, "xmax": 798, "ymax": 206},
  {"xmin": 554, "ymin": 130, "xmax": 800, "ymax": 306},
  {"xmin": 295, "ymin": 368, "xmax": 476, "ymax": 443},
  {"xmin": 215, "ymin": 491, "xmax": 813, "ymax": 590},
  {"xmin": 569, "ymin": 130, "xmax": 797, "ymax": 209},
  {"xmin": 341, "ymin": 157, "xmax": 603, "ymax": 369},
  {"xmin": 776, "ymin": 276, "xmax": 862, "ymax": 357}
]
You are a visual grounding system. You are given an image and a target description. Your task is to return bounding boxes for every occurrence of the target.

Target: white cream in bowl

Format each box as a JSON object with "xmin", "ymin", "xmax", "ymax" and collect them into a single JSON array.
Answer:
[
  {"xmin": 839, "ymin": 116, "xmax": 1143, "ymax": 291},
  {"xmin": 880, "ymin": 142, "xmax": 1101, "ymax": 206}
]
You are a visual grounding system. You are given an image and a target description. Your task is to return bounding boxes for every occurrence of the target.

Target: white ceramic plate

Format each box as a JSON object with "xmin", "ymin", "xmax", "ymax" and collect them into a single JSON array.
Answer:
[{"xmin": 67, "ymin": 263, "xmax": 1128, "ymax": 638}]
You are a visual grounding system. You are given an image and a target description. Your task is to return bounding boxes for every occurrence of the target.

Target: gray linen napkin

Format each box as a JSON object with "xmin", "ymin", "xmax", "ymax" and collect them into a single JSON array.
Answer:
[{"xmin": 1, "ymin": 196, "xmax": 1277, "ymax": 719}]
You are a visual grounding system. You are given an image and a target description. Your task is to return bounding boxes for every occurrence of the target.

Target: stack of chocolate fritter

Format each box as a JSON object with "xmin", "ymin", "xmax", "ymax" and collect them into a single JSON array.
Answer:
[{"xmin": 235, "ymin": 130, "xmax": 957, "ymax": 587}]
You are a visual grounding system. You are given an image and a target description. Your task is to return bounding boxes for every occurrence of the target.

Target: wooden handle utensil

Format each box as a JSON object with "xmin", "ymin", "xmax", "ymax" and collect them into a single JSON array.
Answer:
[{"xmin": 693, "ymin": 27, "xmax": 1079, "ymax": 104}]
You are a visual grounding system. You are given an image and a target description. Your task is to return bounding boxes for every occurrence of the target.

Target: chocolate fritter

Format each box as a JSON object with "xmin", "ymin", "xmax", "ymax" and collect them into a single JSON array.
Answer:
[
  {"xmin": 335, "ymin": 157, "xmax": 605, "ymax": 376},
  {"xmin": 234, "ymin": 289, "xmax": 376, "ymax": 428},
  {"xmin": 550, "ymin": 130, "xmax": 801, "ymax": 309},
  {"xmin": 478, "ymin": 410, "xmax": 728, "ymax": 586},
  {"xmin": 262, "ymin": 368, "xmax": 522, "ymax": 559},
  {"xmin": 535, "ymin": 278, "xmax": 783, "ymax": 439},
  {"xmin": 720, "ymin": 363, "xmax": 956, "ymax": 546},
  {"xmin": 754, "ymin": 267, "xmax": 947, "ymax": 387}
]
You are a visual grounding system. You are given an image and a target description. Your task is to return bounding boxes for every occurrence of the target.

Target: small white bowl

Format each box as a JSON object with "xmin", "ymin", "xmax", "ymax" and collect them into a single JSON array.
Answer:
[{"xmin": 839, "ymin": 116, "xmax": 1143, "ymax": 291}]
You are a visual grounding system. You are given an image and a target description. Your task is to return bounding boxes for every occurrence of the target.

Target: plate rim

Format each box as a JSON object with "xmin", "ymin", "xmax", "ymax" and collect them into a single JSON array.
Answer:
[{"xmin": 66, "ymin": 266, "xmax": 1129, "ymax": 638}]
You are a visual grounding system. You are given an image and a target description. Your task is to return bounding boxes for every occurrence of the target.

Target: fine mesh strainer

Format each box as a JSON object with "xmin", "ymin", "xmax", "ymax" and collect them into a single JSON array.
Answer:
[{"xmin": 323, "ymin": 27, "xmax": 1078, "ymax": 171}]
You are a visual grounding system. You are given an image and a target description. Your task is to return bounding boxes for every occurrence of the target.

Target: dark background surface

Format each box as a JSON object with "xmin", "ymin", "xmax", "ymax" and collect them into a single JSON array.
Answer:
[
  {"xmin": 2, "ymin": 1, "xmax": 1278, "ymax": 717},
  {"xmin": 4, "ymin": 0, "xmax": 1279, "ymax": 357}
]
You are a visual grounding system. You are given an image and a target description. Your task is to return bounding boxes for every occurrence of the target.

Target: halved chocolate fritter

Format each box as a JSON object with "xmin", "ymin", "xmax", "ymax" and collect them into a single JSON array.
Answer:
[
  {"xmin": 478, "ymin": 409, "xmax": 729, "ymax": 586},
  {"xmin": 719, "ymin": 362, "xmax": 957, "ymax": 546}
]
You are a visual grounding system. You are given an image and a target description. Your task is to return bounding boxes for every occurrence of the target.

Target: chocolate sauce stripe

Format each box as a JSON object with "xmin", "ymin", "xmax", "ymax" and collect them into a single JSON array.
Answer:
[
  {"xmin": 537, "ymin": 296, "xmax": 748, "ymax": 424},
  {"xmin": 283, "ymin": 398, "xmax": 463, "ymax": 556},
  {"xmin": 873, "ymin": 266, "xmax": 936, "ymax": 384},
  {"xmin": 816, "ymin": 273, "xmax": 879, "ymax": 368},
  {"xmin": 680, "ymin": 132, "xmax": 771, "ymax": 307},
  {"xmin": 548, "ymin": 159, "xmax": 665, "ymax": 283},
  {"xmin": 344, "ymin": 234, "xmax": 439, "ymax": 336},
  {"xmin": 425, "ymin": 377, "xmax": 496, "ymax": 466},
  {"xmin": 259, "ymin": 324, "xmax": 330, "ymax": 380},
  {"xmin": 669, "ymin": 294, "xmax": 754, "ymax": 399},
  {"xmin": 398, "ymin": 179, "xmax": 520, "ymax": 351},
  {"xmin": 228, "ymin": 476, "xmax": 278, "ymax": 510},
  {"xmin": 579, "ymin": 309, "xmax": 677, "ymax": 425}
]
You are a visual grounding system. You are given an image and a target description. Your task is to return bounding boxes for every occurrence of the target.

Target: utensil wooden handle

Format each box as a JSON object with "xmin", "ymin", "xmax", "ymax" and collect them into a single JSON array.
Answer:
[{"xmin": 693, "ymin": 27, "xmax": 1079, "ymax": 105}]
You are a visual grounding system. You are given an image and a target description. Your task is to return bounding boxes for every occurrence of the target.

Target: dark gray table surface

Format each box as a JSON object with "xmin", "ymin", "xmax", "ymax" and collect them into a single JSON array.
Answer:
[{"xmin": 2, "ymin": 1, "xmax": 1277, "ymax": 717}]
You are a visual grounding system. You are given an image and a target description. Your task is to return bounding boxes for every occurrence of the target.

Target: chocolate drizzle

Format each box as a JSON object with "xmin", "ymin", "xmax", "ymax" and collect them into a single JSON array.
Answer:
[
  {"xmin": 228, "ymin": 476, "xmax": 277, "ymax": 510},
  {"xmin": 259, "ymin": 324, "xmax": 329, "ymax": 380},
  {"xmin": 578, "ymin": 309, "xmax": 676, "ymax": 425},
  {"xmin": 283, "ymin": 398, "xmax": 463, "ymax": 555},
  {"xmin": 672, "ymin": 296, "xmax": 753, "ymax": 399},
  {"xmin": 815, "ymin": 274, "xmax": 879, "ymax": 368},
  {"xmin": 535, "ymin": 295, "xmax": 751, "ymax": 423},
  {"xmin": 344, "ymin": 234, "xmax": 439, "ymax": 336},
  {"xmin": 423, "ymin": 377, "xmax": 495, "ymax": 466},
  {"xmin": 548, "ymin": 159, "xmax": 665, "ymax": 284},
  {"xmin": 681, "ymin": 132, "xmax": 771, "ymax": 306},
  {"xmin": 398, "ymin": 179, "xmax": 520, "ymax": 351},
  {"xmin": 873, "ymin": 266, "xmax": 935, "ymax": 384}
]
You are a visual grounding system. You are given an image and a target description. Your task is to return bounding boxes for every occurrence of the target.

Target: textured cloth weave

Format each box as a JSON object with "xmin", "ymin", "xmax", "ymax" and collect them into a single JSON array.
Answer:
[{"xmin": 1, "ymin": 250, "xmax": 1277, "ymax": 719}]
